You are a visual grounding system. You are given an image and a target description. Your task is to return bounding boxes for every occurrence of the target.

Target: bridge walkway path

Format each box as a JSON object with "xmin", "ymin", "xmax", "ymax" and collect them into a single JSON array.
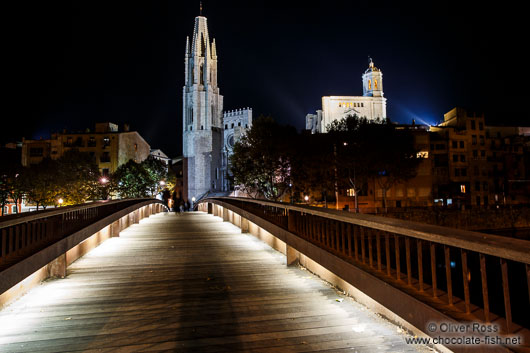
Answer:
[{"xmin": 0, "ymin": 212, "xmax": 431, "ymax": 352}]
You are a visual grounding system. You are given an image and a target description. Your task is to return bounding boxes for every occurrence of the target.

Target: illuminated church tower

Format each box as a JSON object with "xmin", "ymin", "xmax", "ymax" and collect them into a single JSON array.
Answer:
[
  {"xmin": 182, "ymin": 14, "xmax": 224, "ymax": 202},
  {"xmin": 362, "ymin": 57, "xmax": 384, "ymax": 98}
]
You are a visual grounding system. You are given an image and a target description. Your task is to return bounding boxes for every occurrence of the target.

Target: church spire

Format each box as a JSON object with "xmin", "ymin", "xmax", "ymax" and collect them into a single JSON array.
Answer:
[{"xmin": 212, "ymin": 38, "xmax": 217, "ymax": 58}]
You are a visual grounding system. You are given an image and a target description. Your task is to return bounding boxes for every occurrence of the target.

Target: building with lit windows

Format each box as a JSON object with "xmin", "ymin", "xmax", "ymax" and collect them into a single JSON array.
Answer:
[
  {"xmin": 430, "ymin": 108, "xmax": 529, "ymax": 208},
  {"xmin": 306, "ymin": 58, "xmax": 387, "ymax": 133},
  {"xmin": 21, "ymin": 122, "xmax": 151, "ymax": 176}
]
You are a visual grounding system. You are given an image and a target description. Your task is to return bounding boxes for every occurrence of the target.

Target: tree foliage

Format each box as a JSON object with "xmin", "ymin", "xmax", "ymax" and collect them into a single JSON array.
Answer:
[
  {"xmin": 230, "ymin": 114, "xmax": 421, "ymax": 210},
  {"xmin": 328, "ymin": 115, "xmax": 420, "ymax": 209},
  {"xmin": 111, "ymin": 158, "xmax": 169, "ymax": 199},
  {"xmin": 22, "ymin": 150, "xmax": 101, "ymax": 209},
  {"xmin": 230, "ymin": 116, "xmax": 297, "ymax": 200}
]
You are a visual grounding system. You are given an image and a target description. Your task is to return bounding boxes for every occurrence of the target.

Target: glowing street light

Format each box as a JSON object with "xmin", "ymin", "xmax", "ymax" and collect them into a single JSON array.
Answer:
[
  {"xmin": 304, "ymin": 195, "xmax": 309, "ymax": 202},
  {"xmin": 100, "ymin": 177, "xmax": 108, "ymax": 184},
  {"xmin": 191, "ymin": 197, "xmax": 196, "ymax": 203},
  {"xmin": 58, "ymin": 198, "xmax": 64, "ymax": 205},
  {"xmin": 159, "ymin": 180, "xmax": 166, "ymax": 186}
]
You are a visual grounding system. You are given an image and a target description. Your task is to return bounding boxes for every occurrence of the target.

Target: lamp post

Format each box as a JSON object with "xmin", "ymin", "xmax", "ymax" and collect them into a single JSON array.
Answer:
[{"xmin": 99, "ymin": 176, "xmax": 109, "ymax": 200}]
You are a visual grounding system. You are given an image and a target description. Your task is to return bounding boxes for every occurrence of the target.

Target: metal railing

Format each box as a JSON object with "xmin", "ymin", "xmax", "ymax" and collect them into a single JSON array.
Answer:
[
  {"xmin": 0, "ymin": 199, "xmax": 165, "ymax": 271},
  {"xmin": 204, "ymin": 197, "xmax": 530, "ymax": 337}
]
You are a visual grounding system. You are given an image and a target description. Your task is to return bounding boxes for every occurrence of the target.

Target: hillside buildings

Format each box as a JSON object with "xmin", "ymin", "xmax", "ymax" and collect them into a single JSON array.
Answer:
[
  {"xmin": 328, "ymin": 108, "xmax": 529, "ymax": 211},
  {"xmin": 429, "ymin": 108, "xmax": 529, "ymax": 208}
]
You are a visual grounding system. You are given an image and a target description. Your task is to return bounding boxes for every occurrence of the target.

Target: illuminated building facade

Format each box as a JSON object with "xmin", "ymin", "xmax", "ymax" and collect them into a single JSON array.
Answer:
[
  {"xmin": 182, "ymin": 15, "xmax": 251, "ymax": 202},
  {"xmin": 21, "ymin": 122, "xmax": 150, "ymax": 176},
  {"xmin": 430, "ymin": 108, "xmax": 529, "ymax": 207},
  {"xmin": 306, "ymin": 58, "xmax": 387, "ymax": 133},
  {"xmin": 221, "ymin": 108, "xmax": 252, "ymax": 191}
]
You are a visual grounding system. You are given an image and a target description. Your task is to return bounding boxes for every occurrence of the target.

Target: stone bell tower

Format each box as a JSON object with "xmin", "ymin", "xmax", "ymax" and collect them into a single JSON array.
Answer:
[{"xmin": 182, "ymin": 14, "xmax": 224, "ymax": 202}]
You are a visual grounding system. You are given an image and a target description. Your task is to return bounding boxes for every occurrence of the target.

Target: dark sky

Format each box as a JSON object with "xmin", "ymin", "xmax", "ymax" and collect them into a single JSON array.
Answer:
[{"xmin": 4, "ymin": 0, "xmax": 526, "ymax": 157}]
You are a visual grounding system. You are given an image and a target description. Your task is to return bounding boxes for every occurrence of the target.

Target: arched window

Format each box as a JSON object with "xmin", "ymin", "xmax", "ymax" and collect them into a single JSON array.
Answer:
[
  {"xmin": 368, "ymin": 80, "xmax": 372, "ymax": 90},
  {"xmin": 375, "ymin": 79, "xmax": 378, "ymax": 90},
  {"xmin": 200, "ymin": 64, "xmax": 204, "ymax": 85}
]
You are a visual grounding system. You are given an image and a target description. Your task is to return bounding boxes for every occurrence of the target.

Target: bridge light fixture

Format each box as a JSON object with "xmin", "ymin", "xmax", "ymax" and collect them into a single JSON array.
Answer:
[
  {"xmin": 58, "ymin": 198, "xmax": 64, "ymax": 205},
  {"xmin": 100, "ymin": 177, "xmax": 108, "ymax": 184},
  {"xmin": 192, "ymin": 197, "xmax": 196, "ymax": 202},
  {"xmin": 304, "ymin": 195, "xmax": 309, "ymax": 202}
]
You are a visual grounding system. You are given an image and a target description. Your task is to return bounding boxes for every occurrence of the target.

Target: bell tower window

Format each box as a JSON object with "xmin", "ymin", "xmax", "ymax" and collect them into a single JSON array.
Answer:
[
  {"xmin": 374, "ymin": 79, "xmax": 378, "ymax": 90},
  {"xmin": 368, "ymin": 79, "xmax": 372, "ymax": 90}
]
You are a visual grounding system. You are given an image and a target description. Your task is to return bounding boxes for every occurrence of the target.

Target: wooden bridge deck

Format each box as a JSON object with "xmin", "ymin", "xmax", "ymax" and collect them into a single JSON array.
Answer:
[{"xmin": 0, "ymin": 212, "xmax": 430, "ymax": 352}]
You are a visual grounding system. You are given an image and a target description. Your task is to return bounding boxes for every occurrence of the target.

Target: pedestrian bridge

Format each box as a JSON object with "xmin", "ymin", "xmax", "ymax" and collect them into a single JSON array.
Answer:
[{"xmin": 0, "ymin": 198, "xmax": 528, "ymax": 352}]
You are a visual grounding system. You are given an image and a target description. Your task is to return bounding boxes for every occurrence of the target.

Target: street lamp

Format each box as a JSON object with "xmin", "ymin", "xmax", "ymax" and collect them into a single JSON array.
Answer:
[
  {"xmin": 99, "ymin": 177, "xmax": 109, "ymax": 200},
  {"xmin": 58, "ymin": 198, "xmax": 64, "ymax": 206},
  {"xmin": 304, "ymin": 195, "xmax": 309, "ymax": 203}
]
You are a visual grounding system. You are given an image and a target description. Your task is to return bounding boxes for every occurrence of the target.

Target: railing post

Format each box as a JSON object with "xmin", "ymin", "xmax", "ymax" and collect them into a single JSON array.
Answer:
[
  {"xmin": 222, "ymin": 207, "xmax": 229, "ymax": 221},
  {"xmin": 480, "ymin": 253, "xmax": 490, "ymax": 322},
  {"xmin": 444, "ymin": 246, "xmax": 453, "ymax": 306},
  {"xmin": 48, "ymin": 254, "xmax": 66, "ymax": 278},
  {"xmin": 111, "ymin": 220, "xmax": 120, "ymax": 237},
  {"xmin": 240, "ymin": 217, "xmax": 249, "ymax": 233},
  {"xmin": 500, "ymin": 258, "xmax": 512, "ymax": 332},
  {"xmin": 286, "ymin": 245, "xmax": 300, "ymax": 266},
  {"xmin": 287, "ymin": 210, "xmax": 296, "ymax": 234}
]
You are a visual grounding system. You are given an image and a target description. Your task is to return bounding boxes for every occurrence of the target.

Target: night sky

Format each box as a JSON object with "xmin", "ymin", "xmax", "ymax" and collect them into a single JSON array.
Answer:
[{"xmin": 4, "ymin": 1, "xmax": 526, "ymax": 157}]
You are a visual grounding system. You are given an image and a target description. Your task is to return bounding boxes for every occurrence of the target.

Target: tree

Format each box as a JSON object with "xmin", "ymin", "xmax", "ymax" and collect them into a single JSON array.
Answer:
[
  {"xmin": 328, "ymin": 115, "xmax": 383, "ymax": 210},
  {"xmin": 23, "ymin": 158, "xmax": 62, "ymax": 209},
  {"xmin": 0, "ymin": 149, "xmax": 26, "ymax": 214},
  {"xmin": 112, "ymin": 160, "xmax": 153, "ymax": 198},
  {"xmin": 328, "ymin": 115, "xmax": 420, "ymax": 211},
  {"xmin": 141, "ymin": 157, "xmax": 169, "ymax": 196},
  {"xmin": 372, "ymin": 126, "xmax": 420, "ymax": 211},
  {"xmin": 55, "ymin": 149, "xmax": 101, "ymax": 205},
  {"xmin": 230, "ymin": 116, "xmax": 296, "ymax": 201},
  {"xmin": 290, "ymin": 132, "xmax": 335, "ymax": 206}
]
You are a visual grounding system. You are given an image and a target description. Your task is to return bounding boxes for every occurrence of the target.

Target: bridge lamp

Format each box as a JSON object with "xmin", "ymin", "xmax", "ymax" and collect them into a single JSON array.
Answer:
[
  {"xmin": 159, "ymin": 180, "xmax": 166, "ymax": 186},
  {"xmin": 304, "ymin": 195, "xmax": 309, "ymax": 202},
  {"xmin": 192, "ymin": 197, "xmax": 196, "ymax": 203},
  {"xmin": 58, "ymin": 198, "xmax": 64, "ymax": 205},
  {"xmin": 99, "ymin": 177, "xmax": 108, "ymax": 184}
]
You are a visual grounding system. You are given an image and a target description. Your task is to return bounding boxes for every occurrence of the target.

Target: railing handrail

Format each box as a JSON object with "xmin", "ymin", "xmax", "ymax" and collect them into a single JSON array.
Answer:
[
  {"xmin": 203, "ymin": 197, "xmax": 530, "ymax": 264},
  {"xmin": 0, "ymin": 199, "xmax": 153, "ymax": 229}
]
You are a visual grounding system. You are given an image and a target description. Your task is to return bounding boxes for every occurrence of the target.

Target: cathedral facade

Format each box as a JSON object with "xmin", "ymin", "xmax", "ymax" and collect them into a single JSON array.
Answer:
[
  {"xmin": 306, "ymin": 59, "xmax": 387, "ymax": 133},
  {"xmin": 182, "ymin": 15, "xmax": 251, "ymax": 202}
]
